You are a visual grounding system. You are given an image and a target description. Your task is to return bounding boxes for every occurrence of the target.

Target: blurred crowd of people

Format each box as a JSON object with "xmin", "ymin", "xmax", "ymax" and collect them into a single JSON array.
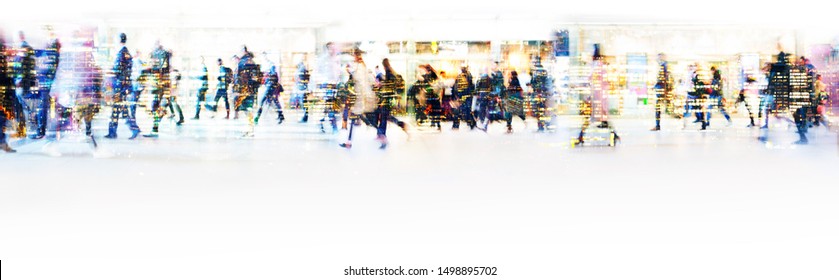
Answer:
[
  {"xmin": 652, "ymin": 49, "xmax": 831, "ymax": 145},
  {"xmin": 0, "ymin": 28, "xmax": 835, "ymax": 155}
]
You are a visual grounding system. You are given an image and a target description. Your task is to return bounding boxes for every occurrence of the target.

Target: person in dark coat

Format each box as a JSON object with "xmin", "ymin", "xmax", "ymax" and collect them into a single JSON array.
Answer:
[
  {"xmin": 105, "ymin": 33, "xmax": 140, "ymax": 139},
  {"xmin": 254, "ymin": 65, "xmax": 285, "ymax": 124}
]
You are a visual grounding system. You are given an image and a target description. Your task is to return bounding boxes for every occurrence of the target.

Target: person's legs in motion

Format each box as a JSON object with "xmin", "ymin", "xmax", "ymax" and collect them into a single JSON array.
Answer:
[
  {"xmin": 255, "ymin": 93, "xmax": 268, "ymax": 124},
  {"xmin": 459, "ymin": 96, "xmax": 475, "ymax": 130},
  {"xmin": 0, "ymin": 113, "xmax": 16, "ymax": 152},
  {"xmin": 450, "ymin": 98, "xmax": 460, "ymax": 129},
  {"xmin": 300, "ymin": 91, "xmax": 309, "ymax": 122},
  {"xmin": 206, "ymin": 90, "xmax": 219, "ymax": 112},
  {"xmin": 708, "ymin": 95, "xmax": 731, "ymax": 126},
  {"xmin": 222, "ymin": 91, "xmax": 230, "ymax": 118},
  {"xmin": 194, "ymin": 87, "xmax": 207, "ymax": 119},
  {"xmin": 170, "ymin": 96, "xmax": 184, "ymax": 125},
  {"xmin": 79, "ymin": 105, "xmax": 98, "ymax": 148},
  {"xmin": 759, "ymin": 94, "xmax": 772, "ymax": 128},
  {"xmin": 14, "ymin": 96, "xmax": 26, "ymax": 138},
  {"xmin": 793, "ymin": 106, "xmax": 809, "ymax": 144},
  {"xmin": 144, "ymin": 91, "xmax": 164, "ymax": 137},
  {"xmin": 576, "ymin": 114, "xmax": 592, "ymax": 145},
  {"xmin": 377, "ymin": 107, "xmax": 389, "ymax": 148},
  {"xmin": 271, "ymin": 94, "xmax": 284, "ymax": 122},
  {"xmin": 207, "ymin": 89, "xmax": 230, "ymax": 118},
  {"xmin": 106, "ymin": 102, "xmax": 124, "ymax": 138},
  {"xmin": 128, "ymin": 90, "xmax": 139, "ymax": 120},
  {"xmin": 740, "ymin": 94, "xmax": 756, "ymax": 127},
  {"xmin": 429, "ymin": 97, "xmax": 442, "ymax": 130},
  {"xmin": 37, "ymin": 91, "xmax": 50, "ymax": 137},
  {"xmin": 166, "ymin": 99, "xmax": 175, "ymax": 117},
  {"xmin": 653, "ymin": 92, "xmax": 664, "ymax": 130},
  {"xmin": 340, "ymin": 114, "xmax": 357, "ymax": 148},
  {"xmin": 535, "ymin": 94, "xmax": 547, "ymax": 131},
  {"xmin": 505, "ymin": 110, "xmax": 514, "ymax": 133},
  {"xmin": 718, "ymin": 96, "xmax": 731, "ymax": 123},
  {"xmin": 698, "ymin": 95, "xmax": 708, "ymax": 130}
]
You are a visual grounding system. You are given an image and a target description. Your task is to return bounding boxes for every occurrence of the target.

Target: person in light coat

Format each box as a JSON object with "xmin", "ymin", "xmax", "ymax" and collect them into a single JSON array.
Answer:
[{"xmin": 339, "ymin": 49, "xmax": 378, "ymax": 149}]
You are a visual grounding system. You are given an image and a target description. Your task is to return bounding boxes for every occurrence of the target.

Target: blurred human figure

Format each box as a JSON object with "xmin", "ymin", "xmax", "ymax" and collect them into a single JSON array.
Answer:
[
  {"xmin": 233, "ymin": 46, "xmax": 254, "ymax": 120},
  {"xmin": 76, "ymin": 53, "xmax": 104, "ymax": 149},
  {"xmin": 234, "ymin": 45, "xmax": 261, "ymax": 137},
  {"xmin": 293, "ymin": 61, "xmax": 310, "ymax": 120},
  {"xmin": 192, "ymin": 56, "xmax": 209, "ymax": 119},
  {"xmin": 734, "ymin": 77, "xmax": 759, "ymax": 127},
  {"xmin": 475, "ymin": 69, "xmax": 500, "ymax": 131},
  {"xmin": 758, "ymin": 62, "xmax": 774, "ymax": 129},
  {"xmin": 575, "ymin": 44, "xmax": 620, "ymax": 145},
  {"xmin": 0, "ymin": 37, "xmax": 17, "ymax": 152},
  {"xmin": 451, "ymin": 66, "xmax": 475, "ymax": 130},
  {"xmin": 143, "ymin": 40, "xmax": 173, "ymax": 137},
  {"xmin": 41, "ymin": 27, "xmax": 61, "ymax": 86},
  {"xmin": 690, "ymin": 65, "xmax": 711, "ymax": 130},
  {"xmin": 791, "ymin": 56, "xmax": 816, "ymax": 145},
  {"xmin": 491, "ymin": 61, "xmax": 504, "ymax": 96},
  {"xmin": 206, "ymin": 58, "xmax": 232, "ymax": 118},
  {"xmin": 758, "ymin": 52, "xmax": 796, "ymax": 142},
  {"xmin": 372, "ymin": 58, "xmax": 409, "ymax": 148},
  {"xmin": 105, "ymin": 33, "xmax": 140, "ymax": 139},
  {"xmin": 312, "ymin": 42, "xmax": 342, "ymax": 132},
  {"xmin": 15, "ymin": 31, "xmax": 36, "ymax": 138},
  {"xmin": 339, "ymin": 49, "xmax": 377, "ymax": 148},
  {"xmin": 440, "ymin": 70, "xmax": 455, "ymax": 125},
  {"xmin": 651, "ymin": 53, "xmax": 671, "ymax": 131},
  {"xmin": 529, "ymin": 56, "xmax": 553, "ymax": 132},
  {"xmin": 254, "ymin": 65, "xmax": 285, "ymax": 124},
  {"xmin": 167, "ymin": 69, "xmax": 185, "ymax": 125},
  {"xmin": 813, "ymin": 74, "xmax": 830, "ymax": 128},
  {"xmin": 35, "ymin": 27, "xmax": 61, "ymax": 139},
  {"xmin": 129, "ymin": 50, "xmax": 147, "ymax": 120},
  {"xmin": 705, "ymin": 66, "xmax": 731, "ymax": 127},
  {"xmin": 504, "ymin": 70, "xmax": 526, "ymax": 133},
  {"xmin": 407, "ymin": 67, "xmax": 427, "ymax": 124},
  {"xmin": 476, "ymin": 63, "xmax": 506, "ymax": 131},
  {"xmin": 49, "ymin": 32, "xmax": 103, "ymax": 151},
  {"xmin": 680, "ymin": 63, "xmax": 699, "ymax": 129},
  {"xmin": 422, "ymin": 64, "xmax": 443, "ymax": 131},
  {"xmin": 338, "ymin": 64, "xmax": 354, "ymax": 130}
]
